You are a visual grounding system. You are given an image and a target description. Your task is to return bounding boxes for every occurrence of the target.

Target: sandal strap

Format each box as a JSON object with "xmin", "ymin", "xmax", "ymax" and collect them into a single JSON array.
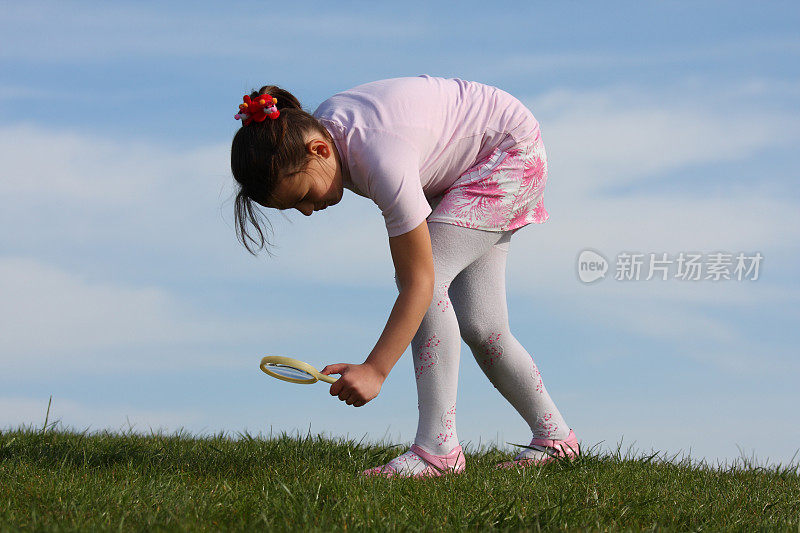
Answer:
[
  {"xmin": 410, "ymin": 444, "xmax": 464, "ymax": 473},
  {"xmin": 530, "ymin": 429, "xmax": 578, "ymax": 453}
]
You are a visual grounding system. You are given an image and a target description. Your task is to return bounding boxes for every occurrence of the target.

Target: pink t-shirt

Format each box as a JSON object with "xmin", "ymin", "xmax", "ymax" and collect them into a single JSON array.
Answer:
[{"xmin": 312, "ymin": 75, "xmax": 540, "ymax": 237}]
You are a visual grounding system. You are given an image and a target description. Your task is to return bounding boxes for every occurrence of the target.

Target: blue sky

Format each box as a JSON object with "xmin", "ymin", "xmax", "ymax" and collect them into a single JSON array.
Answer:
[{"xmin": 1, "ymin": 1, "xmax": 799, "ymax": 468}]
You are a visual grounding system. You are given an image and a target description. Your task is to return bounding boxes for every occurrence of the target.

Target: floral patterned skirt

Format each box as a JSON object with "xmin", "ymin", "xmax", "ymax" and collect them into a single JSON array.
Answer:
[{"xmin": 426, "ymin": 130, "xmax": 549, "ymax": 233}]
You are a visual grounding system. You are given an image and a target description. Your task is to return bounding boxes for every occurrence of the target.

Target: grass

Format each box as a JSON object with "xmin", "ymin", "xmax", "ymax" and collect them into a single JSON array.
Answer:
[{"xmin": 1, "ymin": 422, "xmax": 798, "ymax": 532}]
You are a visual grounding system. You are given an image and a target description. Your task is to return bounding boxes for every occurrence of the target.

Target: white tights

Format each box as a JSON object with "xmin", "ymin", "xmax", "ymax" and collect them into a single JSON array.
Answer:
[{"xmin": 399, "ymin": 221, "xmax": 570, "ymax": 456}]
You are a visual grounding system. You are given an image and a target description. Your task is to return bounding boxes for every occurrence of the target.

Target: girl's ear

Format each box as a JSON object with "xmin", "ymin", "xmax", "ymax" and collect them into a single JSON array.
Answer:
[{"xmin": 307, "ymin": 138, "xmax": 328, "ymax": 158}]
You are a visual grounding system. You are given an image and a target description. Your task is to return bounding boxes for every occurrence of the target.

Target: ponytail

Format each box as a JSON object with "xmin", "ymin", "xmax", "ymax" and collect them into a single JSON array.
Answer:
[{"xmin": 230, "ymin": 85, "xmax": 332, "ymax": 256}]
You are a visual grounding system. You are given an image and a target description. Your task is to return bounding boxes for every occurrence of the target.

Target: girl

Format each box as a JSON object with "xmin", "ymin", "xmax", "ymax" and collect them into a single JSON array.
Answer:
[{"xmin": 230, "ymin": 75, "xmax": 579, "ymax": 478}]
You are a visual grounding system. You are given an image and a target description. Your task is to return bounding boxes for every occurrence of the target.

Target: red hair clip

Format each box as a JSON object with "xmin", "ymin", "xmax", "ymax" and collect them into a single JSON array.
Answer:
[{"xmin": 234, "ymin": 94, "xmax": 280, "ymax": 125}]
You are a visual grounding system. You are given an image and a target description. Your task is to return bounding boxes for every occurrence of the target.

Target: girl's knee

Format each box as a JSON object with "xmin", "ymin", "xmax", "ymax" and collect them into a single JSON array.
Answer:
[
  {"xmin": 459, "ymin": 323, "xmax": 502, "ymax": 347},
  {"xmin": 458, "ymin": 321, "xmax": 511, "ymax": 351}
]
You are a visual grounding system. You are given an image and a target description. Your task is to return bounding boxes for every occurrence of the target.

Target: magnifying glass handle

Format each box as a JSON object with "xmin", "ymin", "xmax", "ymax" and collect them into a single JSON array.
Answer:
[{"xmin": 315, "ymin": 372, "xmax": 338, "ymax": 384}]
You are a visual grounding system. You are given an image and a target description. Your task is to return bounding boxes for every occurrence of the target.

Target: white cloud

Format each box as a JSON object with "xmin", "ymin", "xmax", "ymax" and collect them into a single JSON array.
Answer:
[
  {"xmin": 524, "ymin": 86, "xmax": 798, "ymax": 194},
  {"xmin": 504, "ymin": 81, "xmax": 800, "ymax": 299},
  {"xmin": 571, "ymin": 391, "xmax": 800, "ymax": 469},
  {"xmin": 491, "ymin": 35, "xmax": 800, "ymax": 74},
  {"xmin": 508, "ymin": 191, "xmax": 800, "ymax": 302},
  {"xmin": 0, "ymin": 256, "xmax": 234, "ymax": 354},
  {"xmin": 0, "ymin": 256, "xmax": 369, "ymax": 375},
  {"xmin": 0, "ymin": 396, "xmax": 201, "ymax": 433},
  {"xmin": 0, "ymin": 121, "xmax": 399, "ymax": 289},
  {"xmin": 0, "ymin": 123, "xmax": 179, "ymax": 201},
  {"xmin": 503, "ymin": 82, "xmax": 799, "ymax": 374}
]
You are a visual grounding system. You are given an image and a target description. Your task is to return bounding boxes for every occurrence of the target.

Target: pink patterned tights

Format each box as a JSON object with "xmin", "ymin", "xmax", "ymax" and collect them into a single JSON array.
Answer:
[{"xmin": 394, "ymin": 221, "xmax": 570, "ymax": 465}]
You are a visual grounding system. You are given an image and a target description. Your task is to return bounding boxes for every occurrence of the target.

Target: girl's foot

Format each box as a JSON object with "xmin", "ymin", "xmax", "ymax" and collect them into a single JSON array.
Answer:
[
  {"xmin": 495, "ymin": 429, "xmax": 580, "ymax": 469},
  {"xmin": 362, "ymin": 444, "xmax": 466, "ymax": 478}
]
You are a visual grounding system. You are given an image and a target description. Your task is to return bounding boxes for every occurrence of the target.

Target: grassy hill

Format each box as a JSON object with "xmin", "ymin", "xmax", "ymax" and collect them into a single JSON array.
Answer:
[{"xmin": 1, "ymin": 426, "xmax": 798, "ymax": 531}]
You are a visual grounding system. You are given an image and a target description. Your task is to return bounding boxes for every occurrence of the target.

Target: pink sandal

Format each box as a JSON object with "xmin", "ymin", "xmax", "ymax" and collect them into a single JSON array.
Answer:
[
  {"xmin": 495, "ymin": 429, "xmax": 580, "ymax": 469},
  {"xmin": 362, "ymin": 444, "xmax": 466, "ymax": 479}
]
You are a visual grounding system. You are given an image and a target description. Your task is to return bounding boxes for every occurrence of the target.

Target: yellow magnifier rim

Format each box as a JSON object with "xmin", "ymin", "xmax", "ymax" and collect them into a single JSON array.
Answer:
[{"xmin": 260, "ymin": 355, "xmax": 338, "ymax": 384}]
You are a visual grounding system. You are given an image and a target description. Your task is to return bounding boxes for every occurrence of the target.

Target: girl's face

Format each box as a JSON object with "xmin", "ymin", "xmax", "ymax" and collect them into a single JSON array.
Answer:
[{"xmin": 260, "ymin": 134, "xmax": 345, "ymax": 216}]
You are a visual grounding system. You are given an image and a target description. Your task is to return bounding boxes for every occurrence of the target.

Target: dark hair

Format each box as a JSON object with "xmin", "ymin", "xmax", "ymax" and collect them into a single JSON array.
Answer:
[{"xmin": 230, "ymin": 85, "xmax": 333, "ymax": 257}]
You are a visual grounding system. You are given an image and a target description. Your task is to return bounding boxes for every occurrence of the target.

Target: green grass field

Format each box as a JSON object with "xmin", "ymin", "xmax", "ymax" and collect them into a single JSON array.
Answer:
[{"xmin": 1, "ymin": 424, "xmax": 798, "ymax": 531}]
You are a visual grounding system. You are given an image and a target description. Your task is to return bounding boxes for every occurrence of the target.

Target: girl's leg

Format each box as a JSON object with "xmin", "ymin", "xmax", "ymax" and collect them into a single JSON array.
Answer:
[
  {"xmin": 448, "ymin": 231, "xmax": 572, "ymax": 451},
  {"xmin": 375, "ymin": 222, "xmax": 508, "ymax": 476},
  {"xmin": 407, "ymin": 222, "xmax": 514, "ymax": 454}
]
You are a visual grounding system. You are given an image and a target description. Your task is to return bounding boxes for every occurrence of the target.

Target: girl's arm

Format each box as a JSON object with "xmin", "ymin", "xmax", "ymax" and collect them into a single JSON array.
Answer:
[
  {"xmin": 322, "ymin": 220, "xmax": 434, "ymax": 407},
  {"xmin": 365, "ymin": 220, "xmax": 435, "ymax": 378}
]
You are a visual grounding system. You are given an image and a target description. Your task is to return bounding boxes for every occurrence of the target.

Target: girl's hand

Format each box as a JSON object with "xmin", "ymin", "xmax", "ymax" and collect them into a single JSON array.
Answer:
[{"xmin": 321, "ymin": 362, "xmax": 385, "ymax": 407}]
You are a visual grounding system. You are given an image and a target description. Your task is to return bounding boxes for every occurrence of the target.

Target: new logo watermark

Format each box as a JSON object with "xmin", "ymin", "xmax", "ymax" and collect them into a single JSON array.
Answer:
[
  {"xmin": 577, "ymin": 249, "xmax": 609, "ymax": 283},
  {"xmin": 577, "ymin": 250, "xmax": 763, "ymax": 283}
]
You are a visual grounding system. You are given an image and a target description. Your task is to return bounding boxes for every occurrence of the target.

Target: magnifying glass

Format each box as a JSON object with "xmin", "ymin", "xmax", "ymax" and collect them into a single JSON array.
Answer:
[{"xmin": 260, "ymin": 355, "xmax": 338, "ymax": 384}]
